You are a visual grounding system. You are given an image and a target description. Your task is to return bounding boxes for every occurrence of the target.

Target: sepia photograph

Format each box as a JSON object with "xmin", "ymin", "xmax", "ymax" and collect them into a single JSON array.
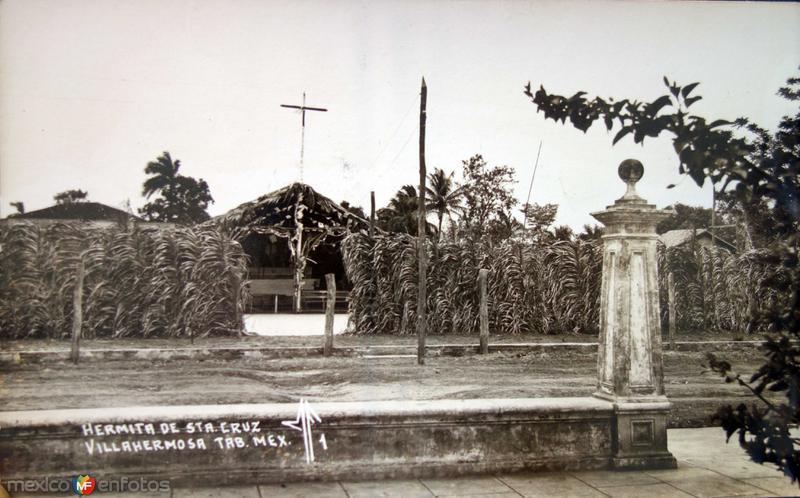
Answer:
[{"xmin": 0, "ymin": 0, "xmax": 798, "ymax": 496}]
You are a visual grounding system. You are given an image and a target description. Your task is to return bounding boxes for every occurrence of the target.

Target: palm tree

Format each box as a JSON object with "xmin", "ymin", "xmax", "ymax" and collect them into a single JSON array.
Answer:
[
  {"xmin": 377, "ymin": 185, "xmax": 420, "ymax": 234},
  {"xmin": 142, "ymin": 151, "xmax": 181, "ymax": 200},
  {"xmin": 139, "ymin": 151, "xmax": 213, "ymax": 224},
  {"xmin": 425, "ymin": 168, "xmax": 463, "ymax": 239}
]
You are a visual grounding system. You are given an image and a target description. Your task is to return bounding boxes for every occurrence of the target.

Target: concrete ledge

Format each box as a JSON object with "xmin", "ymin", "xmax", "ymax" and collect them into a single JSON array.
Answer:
[{"xmin": 0, "ymin": 398, "xmax": 616, "ymax": 485}]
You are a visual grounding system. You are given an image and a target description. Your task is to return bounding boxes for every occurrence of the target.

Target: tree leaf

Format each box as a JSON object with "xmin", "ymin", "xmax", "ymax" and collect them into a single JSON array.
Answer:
[
  {"xmin": 649, "ymin": 95, "xmax": 672, "ymax": 115},
  {"xmin": 685, "ymin": 96, "xmax": 703, "ymax": 108},
  {"xmin": 681, "ymin": 82, "xmax": 700, "ymax": 98},
  {"xmin": 612, "ymin": 126, "xmax": 632, "ymax": 145},
  {"xmin": 689, "ymin": 167, "xmax": 706, "ymax": 186}
]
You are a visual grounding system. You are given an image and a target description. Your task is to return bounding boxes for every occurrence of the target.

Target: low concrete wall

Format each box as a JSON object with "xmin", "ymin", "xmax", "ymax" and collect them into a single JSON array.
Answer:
[{"xmin": 0, "ymin": 398, "xmax": 614, "ymax": 485}]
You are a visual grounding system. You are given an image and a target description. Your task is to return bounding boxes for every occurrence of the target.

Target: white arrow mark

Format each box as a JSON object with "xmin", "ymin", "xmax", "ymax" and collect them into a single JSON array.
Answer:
[{"xmin": 282, "ymin": 398, "xmax": 322, "ymax": 463}]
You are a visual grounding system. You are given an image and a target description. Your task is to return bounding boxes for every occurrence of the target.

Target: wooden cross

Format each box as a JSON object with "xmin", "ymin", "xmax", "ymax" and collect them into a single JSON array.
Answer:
[{"xmin": 281, "ymin": 92, "xmax": 328, "ymax": 182}]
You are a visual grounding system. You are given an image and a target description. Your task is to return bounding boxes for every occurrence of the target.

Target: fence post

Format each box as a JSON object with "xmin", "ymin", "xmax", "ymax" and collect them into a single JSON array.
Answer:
[
  {"xmin": 324, "ymin": 274, "xmax": 335, "ymax": 357},
  {"xmin": 401, "ymin": 301, "xmax": 411, "ymax": 335},
  {"xmin": 70, "ymin": 257, "xmax": 85, "ymax": 365},
  {"xmin": 479, "ymin": 269, "xmax": 489, "ymax": 354},
  {"xmin": 231, "ymin": 272, "xmax": 242, "ymax": 338},
  {"xmin": 668, "ymin": 271, "xmax": 676, "ymax": 351}
]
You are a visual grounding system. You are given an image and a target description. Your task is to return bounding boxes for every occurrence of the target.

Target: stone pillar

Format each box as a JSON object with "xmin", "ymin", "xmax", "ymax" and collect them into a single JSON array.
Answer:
[{"xmin": 591, "ymin": 159, "xmax": 676, "ymax": 470}]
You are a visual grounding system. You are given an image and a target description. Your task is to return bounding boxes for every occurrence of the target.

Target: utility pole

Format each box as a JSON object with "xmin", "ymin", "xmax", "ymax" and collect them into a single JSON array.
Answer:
[
  {"xmin": 709, "ymin": 186, "xmax": 736, "ymax": 246},
  {"xmin": 518, "ymin": 141, "xmax": 543, "ymax": 264},
  {"xmin": 710, "ymin": 186, "xmax": 716, "ymax": 243},
  {"xmin": 370, "ymin": 191, "xmax": 376, "ymax": 238},
  {"xmin": 417, "ymin": 77, "xmax": 428, "ymax": 366},
  {"xmin": 522, "ymin": 141, "xmax": 543, "ymax": 232},
  {"xmin": 281, "ymin": 92, "xmax": 328, "ymax": 183}
]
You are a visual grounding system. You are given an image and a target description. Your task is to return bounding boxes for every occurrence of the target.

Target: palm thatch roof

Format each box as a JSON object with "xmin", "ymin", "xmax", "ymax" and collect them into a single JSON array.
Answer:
[{"xmin": 211, "ymin": 183, "xmax": 369, "ymax": 239}]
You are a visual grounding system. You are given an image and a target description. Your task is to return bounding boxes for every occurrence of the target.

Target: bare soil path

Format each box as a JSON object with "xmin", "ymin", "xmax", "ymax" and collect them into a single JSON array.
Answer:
[
  {"xmin": 0, "ymin": 341, "xmax": 772, "ymax": 428},
  {"xmin": 0, "ymin": 329, "xmax": 751, "ymax": 351}
]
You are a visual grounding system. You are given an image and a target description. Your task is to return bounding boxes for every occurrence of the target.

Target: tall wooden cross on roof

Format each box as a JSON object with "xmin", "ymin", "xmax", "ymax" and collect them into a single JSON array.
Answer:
[{"xmin": 281, "ymin": 92, "xmax": 328, "ymax": 183}]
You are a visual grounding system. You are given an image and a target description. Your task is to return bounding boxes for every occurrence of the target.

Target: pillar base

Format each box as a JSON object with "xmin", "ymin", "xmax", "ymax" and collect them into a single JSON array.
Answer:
[
  {"xmin": 613, "ymin": 454, "xmax": 677, "ymax": 470},
  {"xmin": 594, "ymin": 394, "xmax": 677, "ymax": 470}
]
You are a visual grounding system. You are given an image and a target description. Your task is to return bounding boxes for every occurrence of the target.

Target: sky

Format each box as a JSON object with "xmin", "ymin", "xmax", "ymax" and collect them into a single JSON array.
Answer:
[{"xmin": 1, "ymin": 0, "xmax": 798, "ymax": 230}]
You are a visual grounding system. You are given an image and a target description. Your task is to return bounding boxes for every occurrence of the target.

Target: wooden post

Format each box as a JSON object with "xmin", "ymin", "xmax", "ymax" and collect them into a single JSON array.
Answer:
[
  {"xmin": 370, "ymin": 191, "xmax": 376, "ymax": 238},
  {"xmin": 294, "ymin": 222, "xmax": 304, "ymax": 313},
  {"xmin": 746, "ymin": 292, "xmax": 756, "ymax": 335},
  {"xmin": 70, "ymin": 257, "xmax": 85, "ymax": 365},
  {"xmin": 324, "ymin": 274, "xmax": 335, "ymax": 357},
  {"xmin": 668, "ymin": 271, "xmax": 676, "ymax": 350},
  {"xmin": 417, "ymin": 77, "xmax": 428, "ymax": 366},
  {"xmin": 479, "ymin": 269, "xmax": 489, "ymax": 354},
  {"xmin": 231, "ymin": 271, "xmax": 242, "ymax": 338},
  {"xmin": 274, "ymin": 294, "xmax": 279, "ymax": 314},
  {"xmin": 401, "ymin": 300, "xmax": 411, "ymax": 335}
]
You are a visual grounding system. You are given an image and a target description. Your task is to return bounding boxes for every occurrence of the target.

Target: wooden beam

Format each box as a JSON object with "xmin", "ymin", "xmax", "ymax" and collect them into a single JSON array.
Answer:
[{"xmin": 294, "ymin": 207, "xmax": 305, "ymax": 313}]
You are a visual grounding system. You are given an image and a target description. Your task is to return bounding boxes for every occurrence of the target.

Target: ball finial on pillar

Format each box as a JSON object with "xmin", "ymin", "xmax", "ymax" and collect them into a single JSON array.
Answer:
[
  {"xmin": 618, "ymin": 158, "xmax": 644, "ymax": 184},
  {"xmin": 618, "ymin": 159, "xmax": 644, "ymax": 201}
]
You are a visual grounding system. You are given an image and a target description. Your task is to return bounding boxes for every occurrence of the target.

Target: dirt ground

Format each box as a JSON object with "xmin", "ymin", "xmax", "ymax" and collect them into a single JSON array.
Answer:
[
  {"xmin": 0, "ymin": 340, "xmax": 775, "ymax": 428},
  {"xmin": 0, "ymin": 328, "xmax": 756, "ymax": 352}
]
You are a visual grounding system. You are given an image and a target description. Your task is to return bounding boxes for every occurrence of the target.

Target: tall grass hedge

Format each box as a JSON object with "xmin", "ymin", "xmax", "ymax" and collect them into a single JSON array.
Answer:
[
  {"xmin": 0, "ymin": 222, "xmax": 249, "ymax": 340},
  {"xmin": 343, "ymin": 232, "xmax": 780, "ymax": 336},
  {"xmin": 342, "ymin": 233, "xmax": 601, "ymax": 335},
  {"xmin": 658, "ymin": 245, "xmax": 790, "ymax": 334}
]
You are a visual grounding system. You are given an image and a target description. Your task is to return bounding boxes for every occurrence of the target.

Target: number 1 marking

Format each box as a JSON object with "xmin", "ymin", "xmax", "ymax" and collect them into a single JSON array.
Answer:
[{"xmin": 319, "ymin": 433, "xmax": 328, "ymax": 450}]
